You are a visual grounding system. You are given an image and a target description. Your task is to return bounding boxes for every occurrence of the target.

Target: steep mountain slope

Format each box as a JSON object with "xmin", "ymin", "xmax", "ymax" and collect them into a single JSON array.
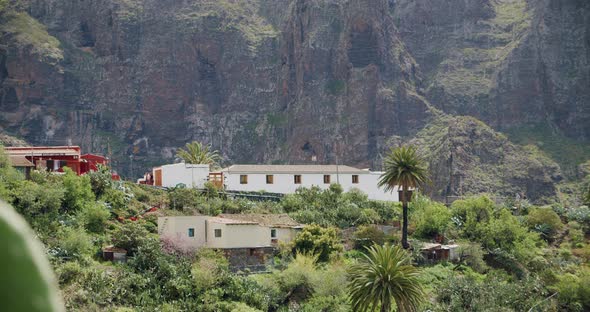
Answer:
[
  {"xmin": 0, "ymin": 0, "xmax": 588, "ymax": 200},
  {"xmin": 410, "ymin": 114, "xmax": 562, "ymax": 203},
  {"xmin": 395, "ymin": 0, "xmax": 590, "ymax": 140}
]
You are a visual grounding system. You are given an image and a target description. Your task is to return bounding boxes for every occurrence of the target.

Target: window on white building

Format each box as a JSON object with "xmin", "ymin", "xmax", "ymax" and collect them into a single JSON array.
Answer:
[
  {"xmin": 352, "ymin": 175, "xmax": 359, "ymax": 184},
  {"xmin": 294, "ymin": 175, "xmax": 302, "ymax": 184},
  {"xmin": 214, "ymin": 229, "xmax": 222, "ymax": 237},
  {"xmin": 323, "ymin": 175, "xmax": 331, "ymax": 184},
  {"xmin": 240, "ymin": 175, "xmax": 248, "ymax": 184},
  {"xmin": 271, "ymin": 229, "xmax": 277, "ymax": 238},
  {"xmin": 188, "ymin": 228, "xmax": 195, "ymax": 237},
  {"xmin": 266, "ymin": 175, "xmax": 274, "ymax": 184}
]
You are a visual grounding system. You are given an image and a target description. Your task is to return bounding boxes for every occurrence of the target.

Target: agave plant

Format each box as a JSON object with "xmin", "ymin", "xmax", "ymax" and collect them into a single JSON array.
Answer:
[{"xmin": 348, "ymin": 244, "xmax": 424, "ymax": 312}]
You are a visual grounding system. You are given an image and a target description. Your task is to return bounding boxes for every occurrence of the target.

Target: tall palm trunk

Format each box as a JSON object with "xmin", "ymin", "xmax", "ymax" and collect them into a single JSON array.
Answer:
[
  {"xmin": 401, "ymin": 184, "xmax": 409, "ymax": 249},
  {"xmin": 381, "ymin": 294, "xmax": 391, "ymax": 312}
]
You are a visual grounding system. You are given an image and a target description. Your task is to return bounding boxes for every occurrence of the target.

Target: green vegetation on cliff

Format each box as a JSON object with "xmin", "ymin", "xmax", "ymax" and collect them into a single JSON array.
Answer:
[
  {"xmin": 0, "ymin": 11, "xmax": 63, "ymax": 63},
  {"xmin": 429, "ymin": 0, "xmax": 532, "ymax": 100},
  {"xmin": 175, "ymin": 0, "xmax": 278, "ymax": 53},
  {"xmin": 412, "ymin": 115, "xmax": 561, "ymax": 203},
  {"xmin": 507, "ymin": 123, "xmax": 590, "ymax": 178}
]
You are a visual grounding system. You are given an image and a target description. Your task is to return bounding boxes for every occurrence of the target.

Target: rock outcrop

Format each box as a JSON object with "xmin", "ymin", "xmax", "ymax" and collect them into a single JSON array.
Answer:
[
  {"xmin": 409, "ymin": 115, "xmax": 562, "ymax": 203},
  {"xmin": 0, "ymin": 0, "xmax": 587, "ymax": 200}
]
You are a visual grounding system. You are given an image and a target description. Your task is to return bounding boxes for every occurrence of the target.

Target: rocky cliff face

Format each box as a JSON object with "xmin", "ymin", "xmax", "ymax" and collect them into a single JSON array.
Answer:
[
  {"xmin": 410, "ymin": 114, "xmax": 562, "ymax": 202},
  {"xmin": 0, "ymin": 0, "xmax": 587, "ymax": 201},
  {"xmin": 394, "ymin": 0, "xmax": 590, "ymax": 139}
]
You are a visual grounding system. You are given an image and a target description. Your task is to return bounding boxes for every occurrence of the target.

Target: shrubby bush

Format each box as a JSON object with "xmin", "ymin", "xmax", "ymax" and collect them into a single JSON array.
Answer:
[
  {"xmin": 480, "ymin": 209, "xmax": 543, "ymax": 264},
  {"xmin": 62, "ymin": 167, "xmax": 95, "ymax": 212},
  {"xmin": 282, "ymin": 185, "xmax": 398, "ymax": 227},
  {"xmin": 111, "ymin": 221, "xmax": 151, "ymax": 255},
  {"xmin": 526, "ymin": 207, "xmax": 563, "ymax": 241},
  {"xmin": 291, "ymin": 224, "xmax": 343, "ymax": 262},
  {"xmin": 551, "ymin": 270, "xmax": 590, "ymax": 312},
  {"xmin": 450, "ymin": 195, "xmax": 495, "ymax": 239},
  {"xmin": 437, "ymin": 273, "xmax": 551, "ymax": 311},
  {"xmin": 411, "ymin": 195, "xmax": 451, "ymax": 239},
  {"xmin": 567, "ymin": 206, "xmax": 590, "ymax": 231},
  {"xmin": 168, "ymin": 187, "xmax": 201, "ymax": 210},
  {"xmin": 56, "ymin": 226, "xmax": 94, "ymax": 259},
  {"xmin": 455, "ymin": 243, "xmax": 489, "ymax": 274},
  {"xmin": 11, "ymin": 179, "xmax": 64, "ymax": 221},
  {"xmin": 78, "ymin": 203, "xmax": 111, "ymax": 233},
  {"xmin": 191, "ymin": 248, "xmax": 229, "ymax": 293},
  {"xmin": 353, "ymin": 225, "xmax": 385, "ymax": 251}
]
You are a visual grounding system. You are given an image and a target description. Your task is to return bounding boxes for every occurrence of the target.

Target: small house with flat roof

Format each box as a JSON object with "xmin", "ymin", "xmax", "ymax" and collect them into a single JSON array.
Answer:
[{"xmin": 158, "ymin": 214, "xmax": 303, "ymax": 271}]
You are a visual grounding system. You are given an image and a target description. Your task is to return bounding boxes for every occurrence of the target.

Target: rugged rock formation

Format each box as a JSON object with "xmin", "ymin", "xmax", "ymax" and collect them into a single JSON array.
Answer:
[
  {"xmin": 409, "ymin": 115, "xmax": 562, "ymax": 203},
  {"xmin": 394, "ymin": 0, "xmax": 590, "ymax": 139},
  {"xmin": 0, "ymin": 0, "xmax": 588, "ymax": 200}
]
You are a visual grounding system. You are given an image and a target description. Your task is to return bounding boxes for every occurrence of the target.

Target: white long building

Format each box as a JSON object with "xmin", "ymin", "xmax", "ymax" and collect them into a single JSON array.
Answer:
[
  {"xmin": 141, "ymin": 163, "xmax": 400, "ymax": 201},
  {"xmin": 221, "ymin": 165, "xmax": 399, "ymax": 201}
]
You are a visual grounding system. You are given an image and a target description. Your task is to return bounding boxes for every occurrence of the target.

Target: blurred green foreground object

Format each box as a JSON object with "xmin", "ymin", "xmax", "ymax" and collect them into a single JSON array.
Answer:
[{"xmin": 0, "ymin": 200, "xmax": 64, "ymax": 312}]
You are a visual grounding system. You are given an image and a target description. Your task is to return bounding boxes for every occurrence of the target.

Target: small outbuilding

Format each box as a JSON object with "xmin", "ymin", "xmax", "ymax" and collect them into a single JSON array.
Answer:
[
  {"xmin": 420, "ymin": 243, "xmax": 459, "ymax": 262},
  {"xmin": 102, "ymin": 246, "xmax": 127, "ymax": 263}
]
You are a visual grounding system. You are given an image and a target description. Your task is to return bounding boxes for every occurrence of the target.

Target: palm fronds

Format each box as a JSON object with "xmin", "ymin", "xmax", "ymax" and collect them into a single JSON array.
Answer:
[{"xmin": 348, "ymin": 244, "xmax": 424, "ymax": 312}]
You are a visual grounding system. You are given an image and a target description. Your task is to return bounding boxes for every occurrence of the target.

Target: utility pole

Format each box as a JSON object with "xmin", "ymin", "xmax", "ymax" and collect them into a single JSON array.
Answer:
[{"xmin": 129, "ymin": 155, "xmax": 134, "ymax": 180}]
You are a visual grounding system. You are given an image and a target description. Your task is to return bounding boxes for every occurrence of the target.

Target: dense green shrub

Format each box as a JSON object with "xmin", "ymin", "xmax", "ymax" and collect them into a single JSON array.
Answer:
[
  {"xmin": 57, "ymin": 261, "xmax": 83, "ymax": 285},
  {"xmin": 283, "ymin": 185, "xmax": 398, "ymax": 227},
  {"xmin": 62, "ymin": 167, "xmax": 95, "ymax": 212},
  {"xmin": 292, "ymin": 224, "xmax": 343, "ymax": 262},
  {"xmin": 455, "ymin": 243, "xmax": 489, "ymax": 274},
  {"xmin": 567, "ymin": 206, "xmax": 590, "ymax": 231},
  {"xmin": 353, "ymin": 225, "xmax": 385, "ymax": 250},
  {"xmin": 191, "ymin": 248, "xmax": 229, "ymax": 294},
  {"xmin": 57, "ymin": 226, "xmax": 93, "ymax": 259},
  {"xmin": 110, "ymin": 221, "xmax": 151, "ymax": 255},
  {"xmin": 551, "ymin": 271, "xmax": 590, "ymax": 312},
  {"xmin": 79, "ymin": 203, "xmax": 111, "ymax": 233},
  {"xmin": 168, "ymin": 187, "xmax": 201, "ymax": 210},
  {"xmin": 479, "ymin": 209, "xmax": 541, "ymax": 255},
  {"xmin": 412, "ymin": 195, "xmax": 451, "ymax": 238},
  {"xmin": 12, "ymin": 179, "xmax": 64, "ymax": 221},
  {"xmin": 436, "ymin": 274, "xmax": 551, "ymax": 311},
  {"xmin": 87, "ymin": 165, "xmax": 113, "ymax": 197},
  {"xmin": 451, "ymin": 195, "xmax": 495, "ymax": 239},
  {"xmin": 526, "ymin": 207, "xmax": 563, "ymax": 241}
]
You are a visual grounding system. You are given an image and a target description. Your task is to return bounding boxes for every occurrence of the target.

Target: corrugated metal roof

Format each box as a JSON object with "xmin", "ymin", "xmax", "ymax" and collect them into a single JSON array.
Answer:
[
  {"xmin": 5, "ymin": 146, "xmax": 80, "ymax": 157},
  {"xmin": 221, "ymin": 164, "xmax": 368, "ymax": 174},
  {"xmin": 8, "ymin": 155, "xmax": 34, "ymax": 167},
  {"xmin": 218, "ymin": 214, "xmax": 302, "ymax": 228}
]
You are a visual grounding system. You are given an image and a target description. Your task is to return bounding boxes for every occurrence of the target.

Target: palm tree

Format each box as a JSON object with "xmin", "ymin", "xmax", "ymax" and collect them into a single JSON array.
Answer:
[
  {"xmin": 176, "ymin": 141, "xmax": 220, "ymax": 169},
  {"xmin": 348, "ymin": 244, "xmax": 424, "ymax": 312},
  {"xmin": 378, "ymin": 146, "xmax": 428, "ymax": 249}
]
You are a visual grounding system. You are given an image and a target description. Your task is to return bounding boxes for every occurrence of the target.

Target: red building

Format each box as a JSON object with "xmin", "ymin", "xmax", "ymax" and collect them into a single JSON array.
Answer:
[{"xmin": 5, "ymin": 146, "xmax": 117, "ymax": 178}]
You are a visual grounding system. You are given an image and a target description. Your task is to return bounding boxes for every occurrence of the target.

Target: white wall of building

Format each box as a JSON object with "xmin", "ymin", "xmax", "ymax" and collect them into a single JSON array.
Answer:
[
  {"xmin": 158, "ymin": 216, "xmax": 286, "ymax": 250},
  {"xmin": 157, "ymin": 163, "xmax": 210, "ymax": 188},
  {"xmin": 206, "ymin": 222, "xmax": 271, "ymax": 249},
  {"xmin": 223, "ymin": 171, "xmax": 399, "ymax": 201},
  {"xmin": 158, "ymin": 216, "xmax": 209, "ymax": 250},
  {"xmin": 274, "ymin": 228, "xmax": 299, "ymax": 243}
]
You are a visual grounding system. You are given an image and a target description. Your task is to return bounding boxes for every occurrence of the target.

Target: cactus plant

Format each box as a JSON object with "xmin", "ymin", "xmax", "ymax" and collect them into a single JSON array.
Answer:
[{"xmin": 0, "ymin": 200, "xmax": 64, "ymax": 312}]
